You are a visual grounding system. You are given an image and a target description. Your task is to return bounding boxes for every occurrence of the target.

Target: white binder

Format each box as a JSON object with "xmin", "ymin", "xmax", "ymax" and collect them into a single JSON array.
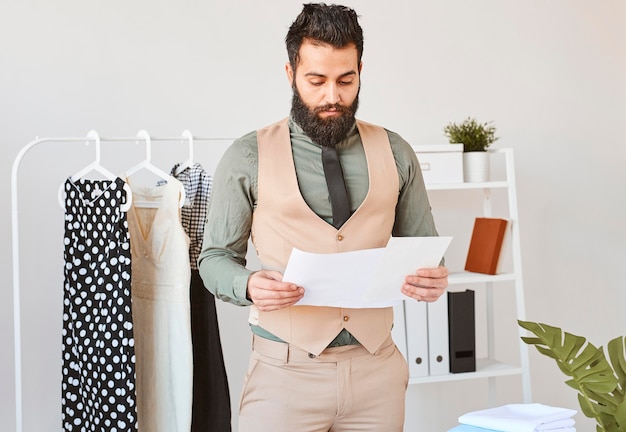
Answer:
[
  {"xmin": 404, "ymin": 299, "xmax": 429, "ymax": 377},
  {"xmin": 391, "ymin": 301, "xmax": 408, "ymax": 361},
  {"xmin": 426, "ymin": 294, "xmax": 450, "ymax": 375}
]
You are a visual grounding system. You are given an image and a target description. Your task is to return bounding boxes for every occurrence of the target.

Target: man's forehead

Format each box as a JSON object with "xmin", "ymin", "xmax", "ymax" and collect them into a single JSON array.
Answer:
[{"xmin": 296, "ymin": 41, "xmax": 359, "ymax": 70}]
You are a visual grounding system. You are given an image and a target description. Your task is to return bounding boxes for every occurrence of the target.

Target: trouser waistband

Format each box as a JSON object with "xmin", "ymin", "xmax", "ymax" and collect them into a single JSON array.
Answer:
[{"xmin": 251, "ymin": 334, "xmax": 394, "ymax": 363}]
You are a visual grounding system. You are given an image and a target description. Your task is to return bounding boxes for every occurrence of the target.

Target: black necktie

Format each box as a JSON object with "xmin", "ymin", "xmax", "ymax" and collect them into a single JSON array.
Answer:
[{"xmin": 321, "ymin": 145, "xmax": 351, "ymax": 229}]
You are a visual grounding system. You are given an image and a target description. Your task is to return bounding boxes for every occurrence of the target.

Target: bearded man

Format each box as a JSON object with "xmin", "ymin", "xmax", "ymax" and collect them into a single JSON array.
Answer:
[{"xmin": 198, "ymin": 3, "xmax": 448, "ymax": 431}]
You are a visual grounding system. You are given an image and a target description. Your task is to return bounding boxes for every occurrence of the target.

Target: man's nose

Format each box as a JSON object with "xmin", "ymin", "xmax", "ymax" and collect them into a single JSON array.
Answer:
[{"xmin": 325, "ymin": 84, "xmax": 341, "ymax": 105}]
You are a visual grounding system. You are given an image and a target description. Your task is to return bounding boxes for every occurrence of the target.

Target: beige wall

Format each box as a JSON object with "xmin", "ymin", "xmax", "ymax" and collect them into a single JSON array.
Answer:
[{"xmin": 1, "ymin": 0, "xmax": 625, "ymax": 430}]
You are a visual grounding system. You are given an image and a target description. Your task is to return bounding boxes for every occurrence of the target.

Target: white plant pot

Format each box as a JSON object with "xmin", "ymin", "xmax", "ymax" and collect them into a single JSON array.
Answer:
[{"xmin": 463, "ymin": 152, "xmax": 490, "ymax": 182}]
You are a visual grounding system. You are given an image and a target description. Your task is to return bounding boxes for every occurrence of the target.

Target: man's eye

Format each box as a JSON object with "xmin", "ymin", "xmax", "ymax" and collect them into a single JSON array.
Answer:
[
  {"xmin": 310, "ymin": 82, "xmax": 324, "ymax": 86},
  {"xmin": 339, "ymin": 81, "xmax": 353, "ymax": 86}
]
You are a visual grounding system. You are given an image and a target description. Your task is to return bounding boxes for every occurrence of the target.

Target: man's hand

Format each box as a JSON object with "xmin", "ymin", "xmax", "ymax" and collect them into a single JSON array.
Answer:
[
  {"xmin": 401, "ymin": 265, "xmax": 449, "ymax": 302},
  {"xmin": 247, "ymin": 270, "xmax": 305, "ymax": 311}
]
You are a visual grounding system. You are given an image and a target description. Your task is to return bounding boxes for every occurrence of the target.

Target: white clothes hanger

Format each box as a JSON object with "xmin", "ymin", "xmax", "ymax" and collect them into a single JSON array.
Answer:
[
  {"xmin": 58, "ymin": 130, "xmax": 132, "ymax": 211},
  {"xmin": 125, "ymin": 130, "xmax": 173, "ymax": 180},
  {"xmin": 125, "ymin": 130, "xmax": 186, "ymax": 208},
  {"xmin": 174, "ymin": 129, "xmax": 194, "ymax": 175}
]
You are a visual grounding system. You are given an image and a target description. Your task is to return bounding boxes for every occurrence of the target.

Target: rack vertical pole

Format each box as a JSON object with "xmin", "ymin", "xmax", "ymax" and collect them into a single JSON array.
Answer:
[{"xmin": 10, "ymin": 137, "xmax": 50, "ymax": 432}]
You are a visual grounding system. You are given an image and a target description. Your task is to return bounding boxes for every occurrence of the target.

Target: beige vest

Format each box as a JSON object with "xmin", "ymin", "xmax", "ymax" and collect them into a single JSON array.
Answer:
[{"xmin": 250, "ymin": 117, "xmax": 399, "ymax": 355}]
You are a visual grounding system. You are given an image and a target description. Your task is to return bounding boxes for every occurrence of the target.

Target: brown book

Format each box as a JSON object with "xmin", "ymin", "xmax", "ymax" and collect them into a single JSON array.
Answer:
[{"xmin": 465, "ymin": 217, "xmax": 508, "ymax": 275}]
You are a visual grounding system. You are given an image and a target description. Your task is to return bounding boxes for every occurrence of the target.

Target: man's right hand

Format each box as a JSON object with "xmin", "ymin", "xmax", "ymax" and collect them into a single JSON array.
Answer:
[{"xmin": 246, "ymin": 270, "xmax": 305, "ymax": 311}]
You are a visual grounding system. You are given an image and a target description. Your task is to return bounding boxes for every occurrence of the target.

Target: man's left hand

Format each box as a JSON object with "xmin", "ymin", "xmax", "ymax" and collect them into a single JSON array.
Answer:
[{"xmin": 401, "ymin": 265, "xmax": 449, "ymax": 302}]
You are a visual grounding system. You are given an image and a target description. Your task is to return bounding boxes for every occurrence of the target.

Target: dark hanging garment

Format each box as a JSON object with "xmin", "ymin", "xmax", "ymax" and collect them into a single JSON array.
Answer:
[
  {"xmin": 171, "ymin": 162, "xmax": 232, "ymax": 432},
  {"xmin": 61, "ymin": 177, "xmax": 137, "ymax": 432}
]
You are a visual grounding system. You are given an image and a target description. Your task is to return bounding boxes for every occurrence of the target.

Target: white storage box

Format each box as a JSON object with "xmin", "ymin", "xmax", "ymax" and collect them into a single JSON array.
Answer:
[{"xmin": 412, "ymin": 144, "xmax": 464, "ymax": 184}]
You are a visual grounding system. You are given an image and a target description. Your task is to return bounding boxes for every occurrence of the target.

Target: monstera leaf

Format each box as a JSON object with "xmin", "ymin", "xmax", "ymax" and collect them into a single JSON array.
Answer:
[
  {"xmin": 518, "ymin": 320, "xmax": 626, "ymax": 432},
  {"xmin": 607, "ymin": 337, "xmax": 626, "ymax": 427}
]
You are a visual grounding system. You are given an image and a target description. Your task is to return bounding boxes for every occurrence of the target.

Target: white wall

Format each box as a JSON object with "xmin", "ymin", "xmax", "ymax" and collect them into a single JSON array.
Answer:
[{"xmin": 1, "ymin": 1, "xmax": 625, "ymax": 431}]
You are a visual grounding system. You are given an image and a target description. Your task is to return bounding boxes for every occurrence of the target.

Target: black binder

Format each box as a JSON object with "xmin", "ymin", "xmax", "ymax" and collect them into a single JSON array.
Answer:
[{"xmin": 448, "ymin": 290, "xmax": 476, "ymax": 373}]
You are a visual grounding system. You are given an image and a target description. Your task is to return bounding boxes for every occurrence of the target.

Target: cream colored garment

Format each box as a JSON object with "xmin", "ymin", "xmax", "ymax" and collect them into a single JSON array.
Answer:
[
  {"xmin": 127, "ymin": 177, "xmax": 192, "ymax": 432},
  {"xmin": 252, "ymin": 118, "xmax": 398, "ymax": 355}
]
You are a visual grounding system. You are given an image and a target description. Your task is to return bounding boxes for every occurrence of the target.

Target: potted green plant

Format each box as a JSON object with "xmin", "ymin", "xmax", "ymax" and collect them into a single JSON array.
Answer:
[
  {"xmin": 443, "ymin": 117, "xmax": 498, "ymax": 182},
  {"xmin": 518, "ymin": 320, "xmax": 626, "ymax": 432}
]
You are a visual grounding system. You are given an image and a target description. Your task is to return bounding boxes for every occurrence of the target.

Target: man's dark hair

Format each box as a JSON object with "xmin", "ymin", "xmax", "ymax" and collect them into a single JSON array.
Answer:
[{"xmin": 286, "ymin": 3, "xmax": 364, "ymax": 72}]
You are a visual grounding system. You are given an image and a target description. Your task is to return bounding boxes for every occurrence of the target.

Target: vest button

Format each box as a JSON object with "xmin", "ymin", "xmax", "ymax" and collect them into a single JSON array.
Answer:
[
  {"xmin": 343, "ymin": 315, "xmax": 350, "ymax": 322},
  {"xmin": 337, "ymin": 234, "xmax": 344, "ymax": 241},
  {"xmin": 308, "ymin": 353, "xmax": 316, "ymax": 359}
]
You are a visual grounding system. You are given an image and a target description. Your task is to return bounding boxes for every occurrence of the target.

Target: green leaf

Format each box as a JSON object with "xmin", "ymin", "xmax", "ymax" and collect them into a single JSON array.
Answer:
[
  {"xmin": 608, "ymin": 337, "xmax": 626, "ymax": 387},
  {"xmin": 614, "ymin": 402, "xmax": 626, "ymax": 430},
  {"xmin": 607, "ymin": 337, "xmax": 626, "ymax": 430},
  {"xmin": 518, "ymin": 320, "xmax": 621, "ymax": 429},
  {"xmin": 569, "ymin": 342, "xmax": 602, "ymax": 371},
  {"xmin": 579, "ymin": 392, "xmax": 597, "ymax": 417}
]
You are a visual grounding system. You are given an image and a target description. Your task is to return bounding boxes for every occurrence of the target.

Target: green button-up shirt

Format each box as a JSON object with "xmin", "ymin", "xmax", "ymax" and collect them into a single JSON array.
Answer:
[{"xmin": 197, "ymin": 117, "xmax": 439, "ymax": 344}]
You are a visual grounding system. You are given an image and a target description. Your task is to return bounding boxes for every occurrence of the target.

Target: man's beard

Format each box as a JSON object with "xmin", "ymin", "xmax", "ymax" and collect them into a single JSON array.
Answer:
[{"xmin": 290, "ymin": 84, "xmax": 359, "ymax": 148}]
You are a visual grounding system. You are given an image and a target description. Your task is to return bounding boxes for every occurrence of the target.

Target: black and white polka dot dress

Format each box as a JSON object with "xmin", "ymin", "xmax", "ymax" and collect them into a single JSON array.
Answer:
[{"xmin": 62, "ymin": 177, "xmax": 138, "ymax": 432}]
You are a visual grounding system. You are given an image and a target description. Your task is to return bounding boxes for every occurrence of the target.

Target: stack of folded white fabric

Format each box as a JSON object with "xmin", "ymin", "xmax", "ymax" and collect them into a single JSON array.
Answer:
[{"xmin": 447, "ymin": 403, "xmax": 577, "ymax": 432}]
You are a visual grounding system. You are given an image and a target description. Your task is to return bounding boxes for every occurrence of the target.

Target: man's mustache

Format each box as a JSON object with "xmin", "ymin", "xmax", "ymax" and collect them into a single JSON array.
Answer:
[{"xmin": 314, "ymin": 103, "xmax": 350, "ymax": 114}]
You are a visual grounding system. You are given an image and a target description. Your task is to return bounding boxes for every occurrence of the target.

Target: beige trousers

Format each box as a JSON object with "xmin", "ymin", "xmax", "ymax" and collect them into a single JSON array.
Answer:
[{"xmin": 238, "ymin": 334, "xmax": 408, "ymax": 432}]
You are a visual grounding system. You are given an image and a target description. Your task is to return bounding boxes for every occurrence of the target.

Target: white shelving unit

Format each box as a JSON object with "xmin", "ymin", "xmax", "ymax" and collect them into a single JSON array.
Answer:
[{"xmin": 399, "ymin": 148, "xmax": 531, "ymax": 404}]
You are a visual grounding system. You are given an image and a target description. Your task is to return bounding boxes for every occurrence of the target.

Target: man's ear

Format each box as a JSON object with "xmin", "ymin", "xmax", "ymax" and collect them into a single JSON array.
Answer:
[
  {"xmin": 285, "ymin": 62, "xmax": 294, "ymax": 85},
  {"xmin": 359, "ymin": 61, "xmax": 363, "ymax": 74}
]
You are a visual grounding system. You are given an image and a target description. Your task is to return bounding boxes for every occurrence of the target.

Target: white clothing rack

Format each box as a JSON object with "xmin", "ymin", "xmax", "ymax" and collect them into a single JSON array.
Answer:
[{"xmin": 10, "ymin": 131, "xmax": 234, "ymax": 432}]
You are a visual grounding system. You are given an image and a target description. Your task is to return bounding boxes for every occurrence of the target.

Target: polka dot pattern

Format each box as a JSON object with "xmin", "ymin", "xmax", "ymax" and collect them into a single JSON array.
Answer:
[{"xmin": 62, "ymin": 177, "xmax": 137, "ymax": 432}]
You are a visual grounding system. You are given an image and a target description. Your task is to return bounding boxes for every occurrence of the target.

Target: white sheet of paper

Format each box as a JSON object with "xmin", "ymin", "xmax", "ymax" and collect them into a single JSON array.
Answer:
[{"xmin": 282, "ymin": 236, "xmax": 452, "ymax": 308}]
